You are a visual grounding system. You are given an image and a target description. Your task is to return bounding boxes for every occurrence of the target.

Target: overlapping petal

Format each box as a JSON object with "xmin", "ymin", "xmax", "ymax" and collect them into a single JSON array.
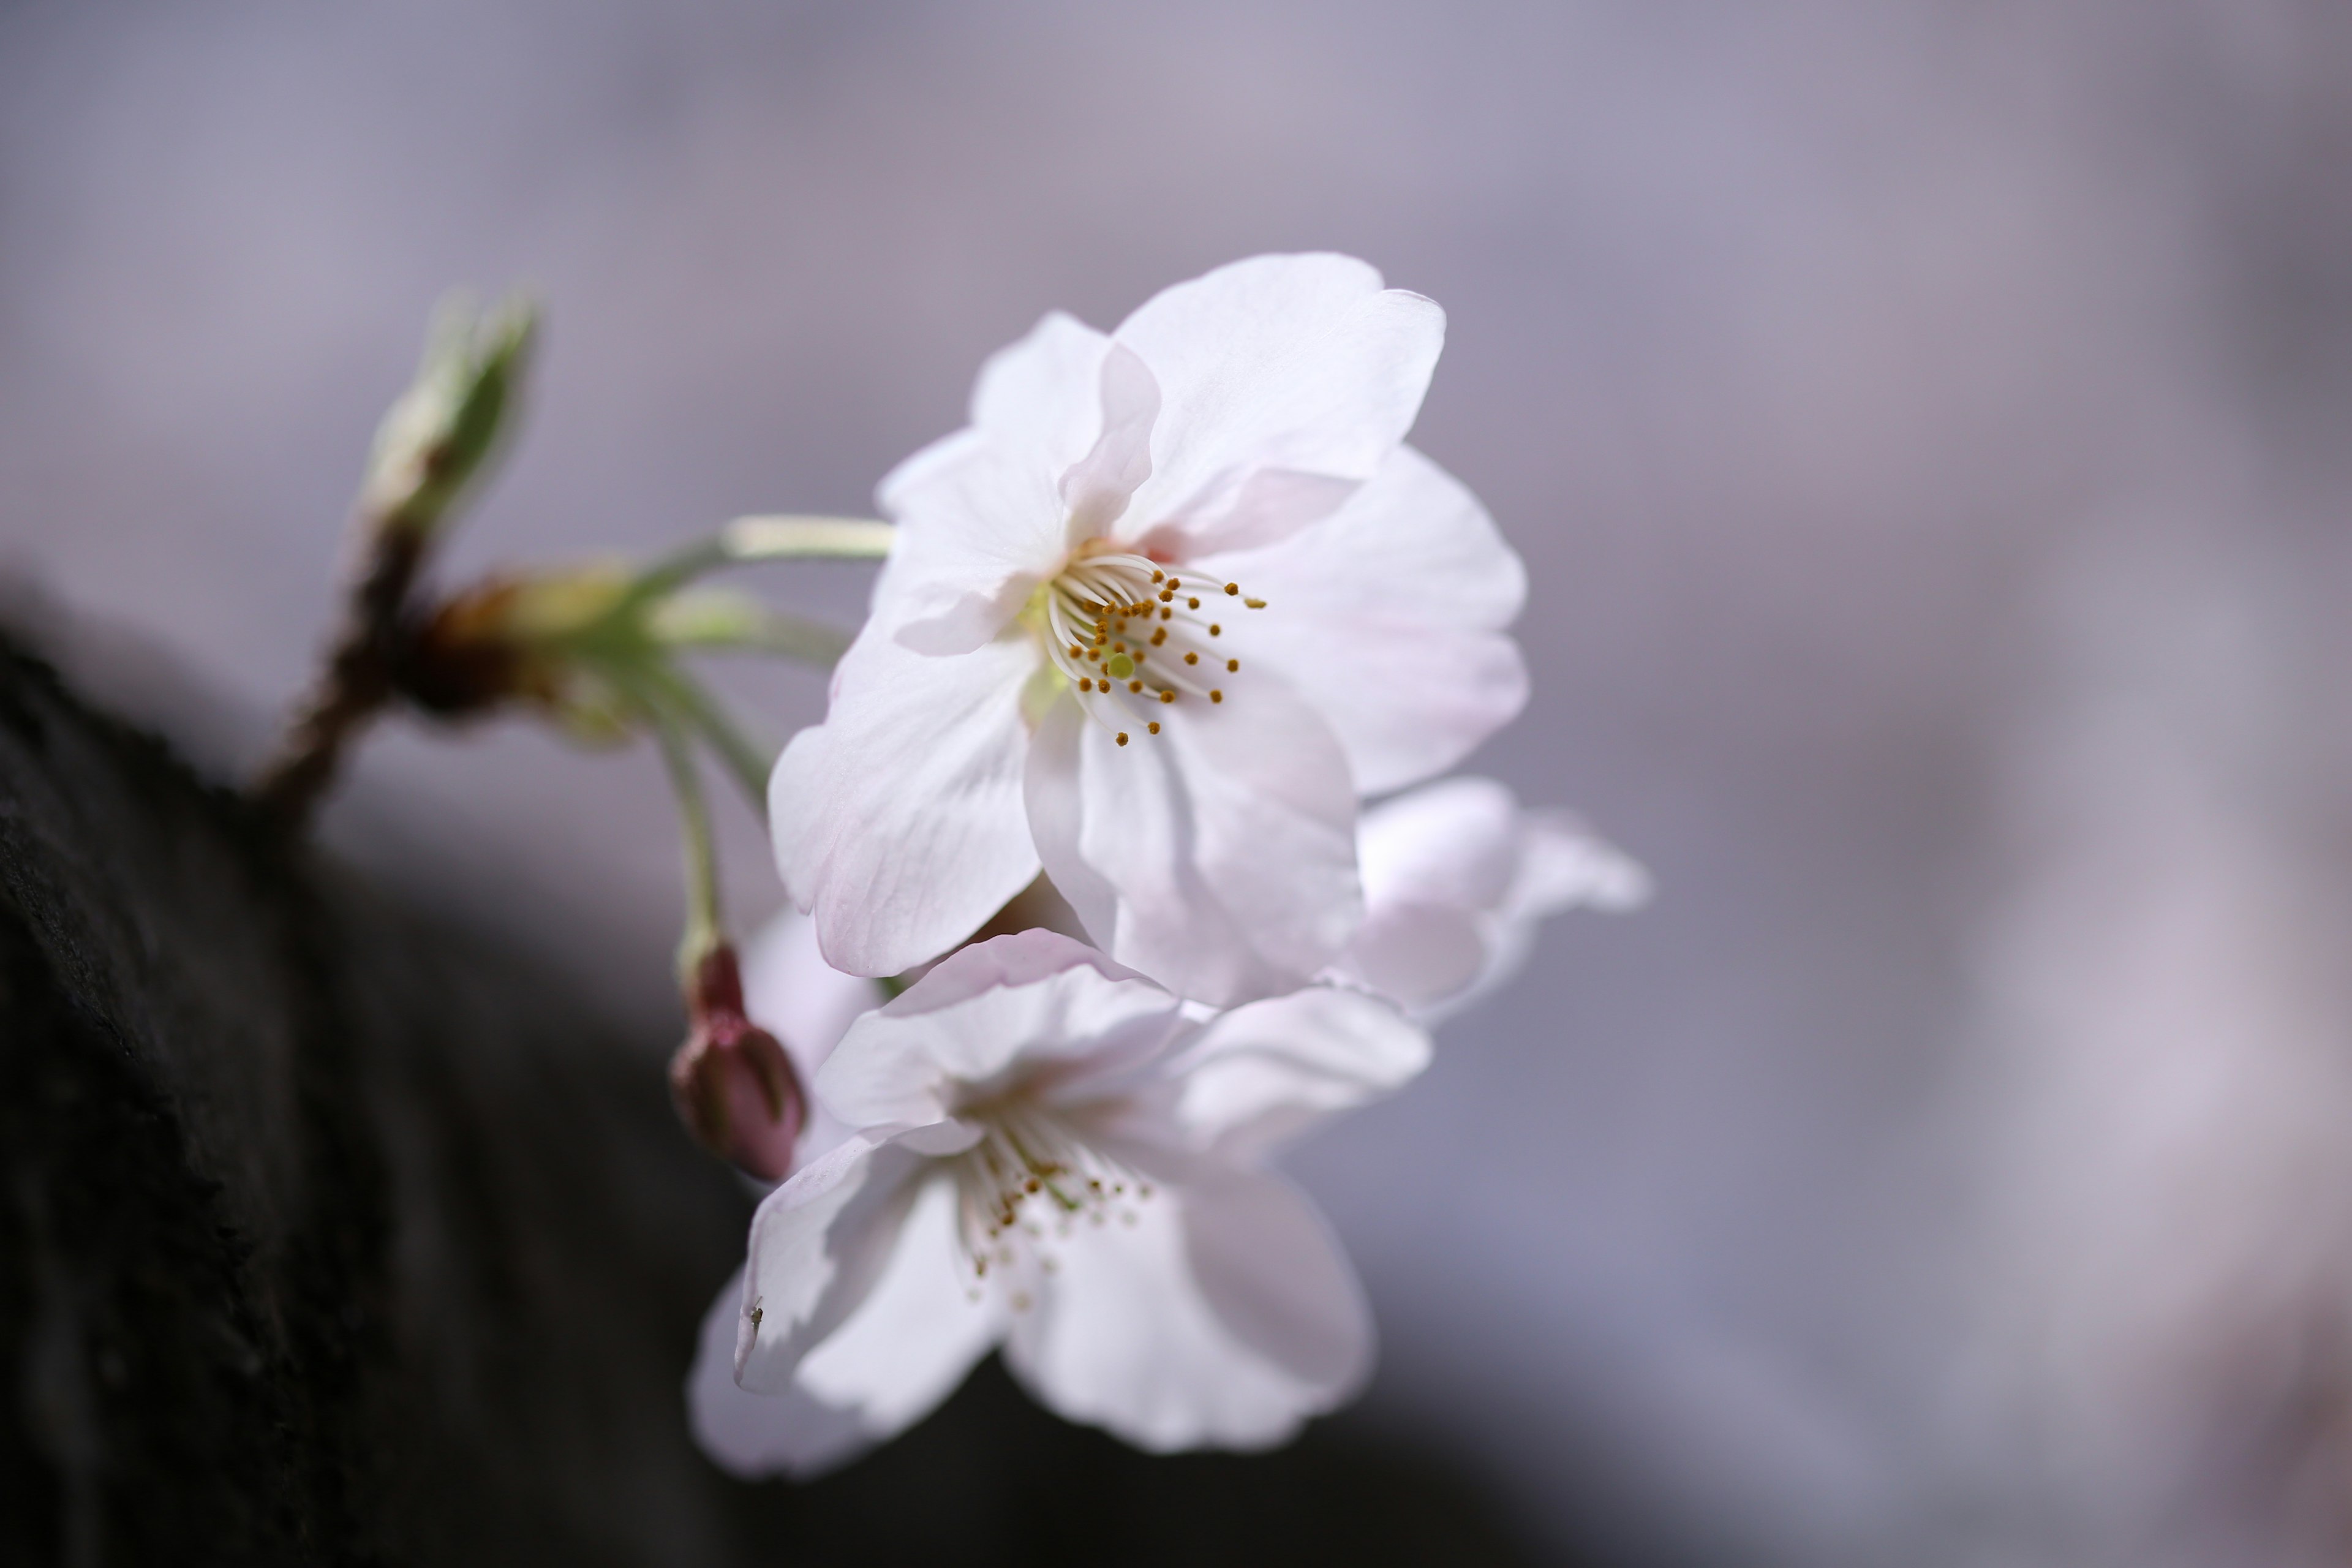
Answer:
[
  {"xmin": 1197, "ymin": 446, "xmax": 1528, "ymax": 796},
  {"xmin": 1002, "ymin": 1163, "xmax": 1370, "ymax": 1452},
  {"xmin": 692, "ymin": 933, "xmax": 1429, "ymax": 1469},
  {"xmin": 1333, "ymin": 776, "xmax": 1650, "ymax": 1019},
  {"xmin": 770, "ymin": 626, "xmax": 1042, "ymax": 979},
  {"xmin": 1025, "ymin": 674, "xmax": 1362, "ymax": 1007},
  {"xmin": 1113, "ymin": 254, "xmax": 1446, "ymax": 559}
]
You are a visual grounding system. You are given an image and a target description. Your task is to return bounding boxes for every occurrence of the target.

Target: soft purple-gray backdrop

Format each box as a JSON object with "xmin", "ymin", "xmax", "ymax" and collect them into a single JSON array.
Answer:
[{"xmin": 5, "ymin": 2, "xmax": 2349, "ymax": 1562}]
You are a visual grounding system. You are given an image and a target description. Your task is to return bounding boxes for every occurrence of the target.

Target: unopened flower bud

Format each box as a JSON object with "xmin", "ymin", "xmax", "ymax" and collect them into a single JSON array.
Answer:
[
  {"xmin": 360, "ymin": 293, "xmax": 535, "ymax": 546},
  {"xmin": 669, "ymin": 944, "xmax": 805, "ymax": 1182}
]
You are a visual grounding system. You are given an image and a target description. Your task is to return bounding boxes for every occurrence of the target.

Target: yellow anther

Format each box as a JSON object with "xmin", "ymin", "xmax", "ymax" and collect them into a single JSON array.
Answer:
[
  {"xmin": 1159, "ymin": 690, "xmax": 1175, "ymax": 704},
  {"xmin": 1159, "ymin": 589, "xmax": 1174, "ymax": 603},
  {"xmin": 1244, "ymin": 598, "xmax": 1266, "ymax": 609},
  {"xmin": 1225, "ymin": 582, "xmax": 1240, "ymax": 595},
  {"xmin": 1151, "ymin": 570, "xmax": 1164, "ymax": 582},
  {"xmin": 1147, "ymin": 721, "xmax": 1160, "ymax": 734},
  {"xmin": 1127, "ymin": 679, "xmax": 1143, "ymax": 693},
  {"xmin": 1160, "ymin": 608, "xmax": 1172, "ymax": 620},
  {"xmin": 1116, "ymin": 732, "xmax": 1129, "ymax": 746},
  {"xmin": 1184, "ymin": 652, "xmax": 1199, "ymax": 665},
  {"xmin": 1210, "ymin": 690, "xmax": 1224, "ymax": 703},
  {"xmin": 1079, "ymin": 677, "xmax": 1094, "ymax": 692},
  {"xmin": 1208, "ymin": 624, "xmax": 1221, "ymax": 636},
  {"xmin": 1226, "ymin": 658, "xmax": 1238, "ymax": 671},
  {"xmin": 1187, "ymin": 597, "xmax": 1200, "ymax": 609}
]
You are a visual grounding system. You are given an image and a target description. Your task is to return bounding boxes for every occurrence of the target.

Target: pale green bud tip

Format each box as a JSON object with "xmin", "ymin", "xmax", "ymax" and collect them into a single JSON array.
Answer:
[{"xmin": 361, "ymin": 292, "xmax": 538, "ymax": 542}]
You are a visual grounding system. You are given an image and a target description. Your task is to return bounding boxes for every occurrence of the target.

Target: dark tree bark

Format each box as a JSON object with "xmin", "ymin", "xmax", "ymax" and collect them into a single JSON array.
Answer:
[{"xmin": 0, "ymin": 631, "xmax": 1549, "ymax": 1567}]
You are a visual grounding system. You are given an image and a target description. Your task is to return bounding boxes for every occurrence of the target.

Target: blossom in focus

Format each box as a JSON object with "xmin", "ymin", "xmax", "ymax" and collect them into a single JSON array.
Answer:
[
  {"xmin": 686, "ymin": 929, "xmax": 1428, "ymax": 1474},
  {"xmin": 773, "ymin": 254, "xmax": 1527, "ymax": 1005},
  {"xmin": 1330, "ymin": 776, "xmax": 1650, "ymax": 1020}
]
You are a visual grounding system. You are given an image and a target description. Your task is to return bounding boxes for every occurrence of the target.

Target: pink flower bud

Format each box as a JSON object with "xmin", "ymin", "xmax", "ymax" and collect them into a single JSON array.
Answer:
[{"xmin": 669, "ymin": 946, "xmax": 804, "ymax": 1182}]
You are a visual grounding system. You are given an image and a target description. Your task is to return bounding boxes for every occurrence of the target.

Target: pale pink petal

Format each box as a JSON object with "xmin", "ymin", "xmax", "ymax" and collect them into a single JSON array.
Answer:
[
  {"xmin": 1355, "ymin": 775, "xmax": 1523, "ymax": 914},
  {"xmin": 814, "ymin": 931, "xmax": 1183, "ymax": 1129},
  {"xmin": 1163, "ymin": 986, "xmax": 1430, "ymax": 1164},
  {"xmin": 1057, "ymin": 343, "xmax": 1159, "ymax": 541},
  {"xmin": 1511, "ymin": 807, "xmax": 1654, "ymax": 919},
  {"xmin": 879, "ymin": 312, "xmax": 1111, "ymax": 653},
  {"xmin": 1113, "ymin": 254, "xmax": 1446, "ymax": 559},
  {"xmin": 734, "ymin": 1131, "xmax": 930, "ymax": 1393},
  {"xmin": 1000, "ymin": 1166, "xmax": 1365, "ymax": 1452},
  {"xmin": 1198, "ymin": 445, "xmax": 1527, "ymax": 795},
  {"xmin": 1328, "ymin": 900, "xmax": 1487, "ymax": 1015},
  {"xmin": 769, "ymin": 628, "xmax": 1042, "ymax": 979},
  {"xmin": 792, "ymin": 1173, "xmax": 1005, "ymax": 1451},
  {"xmin": 1027, "ymin": 674, "xmax": 1363, "ymax": 1006},
  {"xmin": 686, "ymin": 1269, "xmax": 870, "ymax": 1478}
]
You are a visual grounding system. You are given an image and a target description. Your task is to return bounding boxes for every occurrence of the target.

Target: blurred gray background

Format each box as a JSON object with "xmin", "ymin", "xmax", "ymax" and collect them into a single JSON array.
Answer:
[{"xmin": 4, "ymin": 2, "xmax": 2350, "ymax": 1561}]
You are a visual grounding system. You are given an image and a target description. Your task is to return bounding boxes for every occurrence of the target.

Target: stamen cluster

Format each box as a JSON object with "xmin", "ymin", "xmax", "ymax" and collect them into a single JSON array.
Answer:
[
  {"xmin": 948, "ymin": 1102, "xmax": 1150, "ymax": 1293},
  {"xmin": 1039, "ymin": 549, "xmax": 1264, "ymax": 746}
]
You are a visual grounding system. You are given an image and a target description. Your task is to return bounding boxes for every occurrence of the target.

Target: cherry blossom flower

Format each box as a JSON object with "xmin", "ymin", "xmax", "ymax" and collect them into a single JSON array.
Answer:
[
  {"xmin": 772, "ymin": 254, "xmax": 1527, "ymax": 1005},
  {"xmin": 1331, "ymin": 776, "xmax": 1650, "ymax": 1020},
  {"xmin": 686, "ymin": 928, "xmax": 1428, "ymax": 1474}
]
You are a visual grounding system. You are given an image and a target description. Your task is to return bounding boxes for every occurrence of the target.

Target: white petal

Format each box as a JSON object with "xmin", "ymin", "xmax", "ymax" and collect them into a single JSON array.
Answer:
[
  {"xmin": 739, "ymin": 904, "xmax": 885, "ymax": 1088},
  {"xmin": 1166, "ymin": 986, "xmax": 1431, "ymax": 1164},
  {"xmin": 1001, "ymin": 1164, "xmax": 1370, "ymax": 1451},
  {"xmin": 734, "ymin": 1131, "xmax": 929, "ymax": 1393},
  {"xmin": 1354, "ymin": 775, "xmax": 1523, "ymax": 916},
  {"xmin": 1057, "ymin": 342, "xmax": 1159, "ymax": 540},
  {"xmin": 876, "ymin": 313, "xmax": 1110, "ymax": 652},
  {"xmin": 1340, "ymin": 780, "xmax": 1649, "ymax": 1022},
  {"xmin": 685, "ymin": 1268, "xmax": 870, "ymax": 1478},
  {"xmin": 794, "ymin": 1172, "xmax": 1005, "ymax": 1450},
  {"xmin": 1114, "ymin": 254, "xmax": 1446, "ymax": 558},
  {"xmin": 1200, "ymin": 445, "xmax": 1527, "ymax": 796},
  {"xmin": 1329, "ymin": 899, "xmax": 1488, "ymax": 1015},
  {"xmin": 1027, "ymin": 675, "xmax": 1364, "ymax": 1007},
  {"xmin": 815, "ymin": 930, "xmax": 1183, "ymax": 1129},
  {"xmin": 1510, "ymin": 807, "xmax": 1654, "ymax": 919},
  {"xmin": 736, "ymin": 908, "xmax": 870, "ymax": 1171},
  {"xmin": 769, "ymin": 627, "xmax": 1042, "ymax": 979}
]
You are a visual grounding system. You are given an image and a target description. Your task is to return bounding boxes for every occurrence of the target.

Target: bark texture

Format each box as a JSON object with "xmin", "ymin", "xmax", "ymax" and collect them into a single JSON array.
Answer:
[{"xmin": 0, "ymin": 633, "xmax": 1544, "ymax": 1567}]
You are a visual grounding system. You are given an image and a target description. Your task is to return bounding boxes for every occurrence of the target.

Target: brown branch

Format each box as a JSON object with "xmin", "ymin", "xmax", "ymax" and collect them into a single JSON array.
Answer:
[{"xmin": 249, "ymin": 524, "xmax": 428, "ymax": 829}]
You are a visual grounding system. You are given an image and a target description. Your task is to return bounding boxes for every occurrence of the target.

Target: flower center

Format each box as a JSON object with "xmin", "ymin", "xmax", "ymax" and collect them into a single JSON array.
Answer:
[
  {"xmin": 1032, "ymin": 546, "xmax": 1265, "ymax": 746},
  {"xmin": 946, "ymin": 1101, "xmax": 1150, "ymax": 1295}
]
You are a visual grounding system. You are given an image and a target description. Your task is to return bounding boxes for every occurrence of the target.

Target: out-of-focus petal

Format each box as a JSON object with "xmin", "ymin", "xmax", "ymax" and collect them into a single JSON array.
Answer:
[
  {"xmin": 740, "ymin": 906, "xmax": 884, "ymax": 1074},
  {"xmin": 793, "ymin": 1173, "xmax": 1005, "ymax": 1452},
  {"xmin": 1163, "ymin": 985, "xmax": 1431, "ymax": 1164},
  {"xmin": 770, "ymin": 628, "xmax": 1041, "ymax": 980},
  {"xmin": 686, "ymin": 1269, "xmax": 870, "ymax": 1479},
  {"xmin": 734, "ymin": 1131, "xmax": 929, "ymax": 1393},
  {"xmin": 815, "ymin": 931, "xmax": 1183, "ymax": 1129},
  {"xmin": 1329, "ymin": 899, "xmax": 1488, "ymax": 1015},
  {"xmin": 1202, "ymin": 447, "xmax": 1526, "ymax": 796},
  {"xmin": 1001, "ymin": 1164, "xmax": 1367, "ymax": 1452},
  {"xmin": 1113, "ymin": 254, "xmax": 1446, "ymax": 559},
  {"xmin": 1512, "ymin": 807, "xmax": 1654, "ymax": 918},
  {"xmin": 1028, "ymin": 674, "xmax": 1363, "ymax": 1006},
  {"xmin": 1355, "ymin": 774, "xmax": 1523, "ymax": 914}
]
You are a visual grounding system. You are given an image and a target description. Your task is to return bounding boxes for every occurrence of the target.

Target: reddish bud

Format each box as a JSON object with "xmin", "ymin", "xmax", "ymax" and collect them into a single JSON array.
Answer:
[{"xmin": 668, "ymin": 945, "xmax": 804, "ymax": 1182}]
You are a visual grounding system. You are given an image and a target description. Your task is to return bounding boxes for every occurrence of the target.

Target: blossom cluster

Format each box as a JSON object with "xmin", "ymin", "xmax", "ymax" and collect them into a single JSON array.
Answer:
[{"xmin": 688, "ymin": 254, "xmax": 1644, "ymax": 1474}]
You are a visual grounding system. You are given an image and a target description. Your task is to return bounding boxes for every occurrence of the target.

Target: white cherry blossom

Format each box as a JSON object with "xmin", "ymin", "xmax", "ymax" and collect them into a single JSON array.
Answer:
[
  {"xmin": 1331, "ymin": 775, "xmax": 1650, "ymax": 1020},
  {"xmin": 772, "ymin": 253, "xmax": 1527, "ymax": 1005},
  {"xmin": 686, "ymin": 928, "xmax": 1428, "ymax": 1474}
]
